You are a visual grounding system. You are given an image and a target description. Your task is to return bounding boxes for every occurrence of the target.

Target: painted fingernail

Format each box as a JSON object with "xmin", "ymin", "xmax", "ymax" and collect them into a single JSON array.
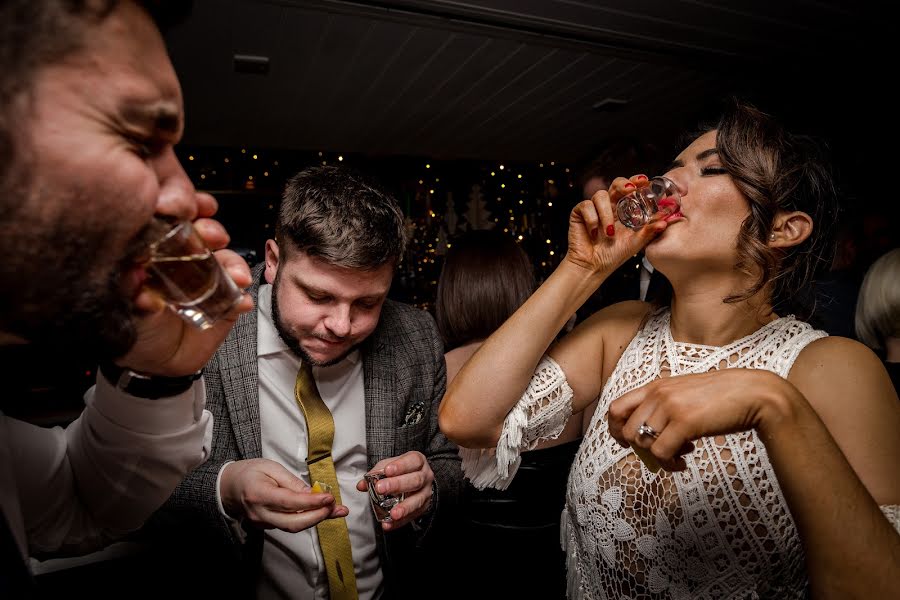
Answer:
[
  {"xmin": 606, "ymin": 224, "xmax": 615, "ymax": 237},
  {"xmin": 636, "ymin": 174, "xmax": 648, "ymax": 181},
  {"xmin": 624, "ymin": 182, "xmax": 636, "ymax": 190}
]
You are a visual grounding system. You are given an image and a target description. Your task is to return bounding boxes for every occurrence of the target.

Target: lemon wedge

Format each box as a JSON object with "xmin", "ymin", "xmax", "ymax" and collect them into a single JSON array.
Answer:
[{"xmin": 311, "ymin": 481, "xmax": 332, "ymax": 494}]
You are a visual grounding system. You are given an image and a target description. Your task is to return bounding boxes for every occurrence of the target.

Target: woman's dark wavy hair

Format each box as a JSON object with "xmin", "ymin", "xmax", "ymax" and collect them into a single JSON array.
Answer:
[
  {"xmin": 673, "ymin": 100, "xmax": 840, "ymax": 320},
  {"xmin": 435, "ymin": 230, "xmax": 536, "ymax": 350}
]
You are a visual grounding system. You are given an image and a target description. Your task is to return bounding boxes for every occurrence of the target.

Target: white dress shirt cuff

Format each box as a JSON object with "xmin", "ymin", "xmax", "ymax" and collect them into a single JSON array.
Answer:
[
  {"xmin": 216, "ymin": 461, "xmax": 248, "ymax": 544},
  {"xmin": 90, "ymin": 373, "xmax": 208, "ymax": 434}
]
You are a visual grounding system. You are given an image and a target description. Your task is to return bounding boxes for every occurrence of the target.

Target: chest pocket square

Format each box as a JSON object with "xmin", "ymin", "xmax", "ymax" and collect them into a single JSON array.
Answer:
[{"xmin": 402, "ymin": 400, "xmax": 426, "ymax": 427}]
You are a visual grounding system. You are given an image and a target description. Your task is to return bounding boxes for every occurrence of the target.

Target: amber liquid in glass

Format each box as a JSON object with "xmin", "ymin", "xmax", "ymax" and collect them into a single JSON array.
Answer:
[{"xmin": 146, "ymin": 252, "xmax": 240, "ymax": 329}]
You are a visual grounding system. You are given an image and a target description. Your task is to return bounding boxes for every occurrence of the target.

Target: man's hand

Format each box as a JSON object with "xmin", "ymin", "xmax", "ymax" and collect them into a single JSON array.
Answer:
[
  {"xmin": 220, "ymin": 458, "xmax": 348, "ymax": 533},
  {"xmin": 356, "ymin": 451, "xmax": 434, "ymax": 531},
  {"xmin": 118, "ymin": 194, "xmax": 254, "ymax": 377}
]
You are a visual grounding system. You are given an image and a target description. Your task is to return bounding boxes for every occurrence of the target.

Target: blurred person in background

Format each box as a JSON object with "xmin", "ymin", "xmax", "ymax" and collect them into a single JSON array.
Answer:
[
  {"xmin": 436, "ymin": 229, "xmax": 579, "ymax": 599},
  {"xmin": 855, "ymin": 248, "xmax": 900, "ymax": 394}
]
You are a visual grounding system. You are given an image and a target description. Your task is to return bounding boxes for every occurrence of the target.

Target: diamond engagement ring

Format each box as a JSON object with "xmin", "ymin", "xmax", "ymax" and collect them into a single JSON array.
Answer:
[{"xmin": 637, "ymin": 422, "xmax": 660, "ymax": 440}]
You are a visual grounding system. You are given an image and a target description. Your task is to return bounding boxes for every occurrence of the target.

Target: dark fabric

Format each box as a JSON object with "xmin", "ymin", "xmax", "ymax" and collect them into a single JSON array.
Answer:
[
  {"xmin": 0, "ymin": 512, "xmax": 34, "ymax": 599},
  {"xmin": 811, "ymin": 269, "xmax": 864, "ymax": 339},
  {"xmin": 885, "ymin": 361, "xmax": 900, "ymax": 398},
  {"xmin": 453, "ymin": 440, "xmax": 581, "ymax": 600},
  {"xmin": 644, "ymin": 267, "xmax": 668, "ymax": 305}
]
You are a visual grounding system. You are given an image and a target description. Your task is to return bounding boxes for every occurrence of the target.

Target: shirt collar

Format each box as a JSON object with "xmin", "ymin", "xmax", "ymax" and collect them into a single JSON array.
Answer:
[{"xmin": 256, "ymin": 283, "xmax": 360, "ymax": 365}]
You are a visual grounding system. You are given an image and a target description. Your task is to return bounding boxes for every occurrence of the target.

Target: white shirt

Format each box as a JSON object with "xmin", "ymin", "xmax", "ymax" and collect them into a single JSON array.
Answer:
[
  {"xmin": 639, "ymin": 255, "xmax": 655, "ymax": 302},
  {"xmin": 1, "ymin": 373, "xmax": 211, "ymax": 562},
  {"xmin": 234, "ymin": 284, "xmax": 382, "ymax": 600}
]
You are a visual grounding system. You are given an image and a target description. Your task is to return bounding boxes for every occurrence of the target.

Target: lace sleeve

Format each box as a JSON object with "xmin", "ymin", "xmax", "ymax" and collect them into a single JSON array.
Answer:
[
  {"xmin": 881, "ymin": 505, "xmax": 900, "ymax": 534},
  {"xmin": 460, "ymin": 356, "xmax": 574, "ymax": 490}
]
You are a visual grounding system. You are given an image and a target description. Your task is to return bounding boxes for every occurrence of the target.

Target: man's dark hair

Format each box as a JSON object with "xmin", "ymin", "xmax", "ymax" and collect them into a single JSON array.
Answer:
[{"xmin": 277, "ymin": 165, "xmax": 407, "ymax": 269}]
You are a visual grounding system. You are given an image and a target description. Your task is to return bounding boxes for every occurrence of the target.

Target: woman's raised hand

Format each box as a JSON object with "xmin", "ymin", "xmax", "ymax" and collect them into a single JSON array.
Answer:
[{"xmin": 565, "ymin": 175, "xmax": 667, "ymax": 276}]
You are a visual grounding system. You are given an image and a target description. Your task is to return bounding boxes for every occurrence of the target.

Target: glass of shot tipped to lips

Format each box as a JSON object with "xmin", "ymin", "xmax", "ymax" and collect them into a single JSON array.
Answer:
[
  {"xmin": 615, "ymin": 176, "xmax": 681, "ymax": 229},
  {"xmin": 142, "ymin": 217, "xmax": 243, "ymax": 330}
]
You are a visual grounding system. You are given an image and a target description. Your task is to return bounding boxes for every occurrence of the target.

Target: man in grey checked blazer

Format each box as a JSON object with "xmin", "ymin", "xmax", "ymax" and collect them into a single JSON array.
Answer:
[{"xmin": 146, "ymin": 166, "xmax": 463, "ymax": 599}]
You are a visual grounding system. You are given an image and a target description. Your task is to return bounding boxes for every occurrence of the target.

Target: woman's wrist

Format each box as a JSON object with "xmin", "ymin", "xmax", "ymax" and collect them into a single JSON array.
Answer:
[
  {"xmin": 754, "ymin": 372, "xmax": 809, "ymax": 441},
  {"xmin": 557, "ymin": 256, "xmax": 608, "ymax": 293}
]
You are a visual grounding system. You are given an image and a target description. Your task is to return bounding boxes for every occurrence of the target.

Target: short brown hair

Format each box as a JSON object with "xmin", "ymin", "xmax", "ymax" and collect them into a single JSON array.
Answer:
[
  {"xmin": 435, "ymin": 230, "xmax": 535, "ymax": 350},
  {"xmin": 277, "ymin": 165, "xmax": 406, "ymax": 269}
]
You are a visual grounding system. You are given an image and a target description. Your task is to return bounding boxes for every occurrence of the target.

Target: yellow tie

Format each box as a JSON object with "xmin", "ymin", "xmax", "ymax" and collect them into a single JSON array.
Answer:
[{"xmin": 295, "ymin": 363, "xmax": 359, "ymax": 600}]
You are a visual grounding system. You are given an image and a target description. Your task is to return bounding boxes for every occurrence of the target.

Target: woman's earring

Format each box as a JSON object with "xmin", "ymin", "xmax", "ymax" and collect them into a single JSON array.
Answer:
[{"xmin": 770, "ymin": 233, "xmax": 776, "ymax": 241}]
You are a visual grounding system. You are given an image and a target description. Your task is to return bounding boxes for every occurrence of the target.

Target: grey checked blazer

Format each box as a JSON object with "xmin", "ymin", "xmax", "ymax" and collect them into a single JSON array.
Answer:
[{"xmin": 150, "ymin": 265, "xmax": 463, "ymax": 595}]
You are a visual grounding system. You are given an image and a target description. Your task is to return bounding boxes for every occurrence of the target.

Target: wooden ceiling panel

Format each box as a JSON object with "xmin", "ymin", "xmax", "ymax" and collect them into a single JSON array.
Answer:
[{"xmin": 165, "ymin": 0, "xmax": 873, "ymax": 161}]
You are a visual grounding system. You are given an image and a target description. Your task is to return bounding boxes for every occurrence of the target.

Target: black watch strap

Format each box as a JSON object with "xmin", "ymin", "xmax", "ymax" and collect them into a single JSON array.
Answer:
[{"xmin": 99, "ymin": 361, "xmax": 202, "ymax": 400}]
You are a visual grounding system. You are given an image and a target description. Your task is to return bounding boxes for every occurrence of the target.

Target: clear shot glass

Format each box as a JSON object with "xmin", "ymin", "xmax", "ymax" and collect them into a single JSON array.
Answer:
[
  {"xmin": 616, "ymin": 176, "xmax": 681, "ymax": 230},
  {"xmin": 143, "ymin": 218, "xmax": 243, "ymax": 330},
  {"xmin": 364, "ymin": 470, "xmax": 405, "ymax": 523}
]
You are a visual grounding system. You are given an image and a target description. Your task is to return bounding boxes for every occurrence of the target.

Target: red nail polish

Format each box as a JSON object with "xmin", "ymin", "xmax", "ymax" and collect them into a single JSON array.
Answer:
[
  {"xmin": 624, "ymin": 182, "xmax": 636, "ymax": 190},
  {"xmin": 636, "ymin": 174, "xmax": 648, "ymax": 181},
  {"xmin": 606, "ymin": 224, "xmax": 615, "ymax": 237}
]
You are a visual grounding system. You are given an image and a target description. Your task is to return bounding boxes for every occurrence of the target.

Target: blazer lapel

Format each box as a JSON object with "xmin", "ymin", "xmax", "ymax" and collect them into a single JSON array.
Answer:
[
  {"xmin": 362, "ymin": 306, "xmax": 399, "ymax": 467},
  {"xmin": 219, "ymin": 264, "xmax": 265, "ymax": 459}
]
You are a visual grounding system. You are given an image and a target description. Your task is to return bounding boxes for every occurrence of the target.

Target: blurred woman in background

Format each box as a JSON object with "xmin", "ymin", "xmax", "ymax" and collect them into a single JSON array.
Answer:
[
  {"xmin": 855, "ymin": 247, "xmax": 900, "ymax": 394},
  {"xmin": 436, "ymin": 229, "xmax": 579, "ymax": 599}
]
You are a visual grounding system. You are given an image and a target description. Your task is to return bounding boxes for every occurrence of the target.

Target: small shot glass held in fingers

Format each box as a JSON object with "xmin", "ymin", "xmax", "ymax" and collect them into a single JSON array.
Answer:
[
  {"xmin": 616, "ymin": 176, "xmax": 682, "ymax": 229},
  {"xmin": 364, "ymin": 470, "xmax": 405, "ymax": 522}
]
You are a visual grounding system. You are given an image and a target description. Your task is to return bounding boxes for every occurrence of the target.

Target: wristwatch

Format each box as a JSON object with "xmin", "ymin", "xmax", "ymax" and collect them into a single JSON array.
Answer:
[{"xmin": 99, "ymin": 361, "xmax": 202, "ymax": 399}]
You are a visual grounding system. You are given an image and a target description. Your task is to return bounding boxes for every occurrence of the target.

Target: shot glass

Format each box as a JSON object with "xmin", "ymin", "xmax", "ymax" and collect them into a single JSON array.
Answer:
[
  {"xmin": 143, "ymin": 218, "xmax": 243, "ymax": 330},
  {"xmin": 616, "ymin": 176, "xmax": 681, "ymax": 230},
  {"xmin": 364, "ymin": 470, "xmax": 405, "ymax": 523}
]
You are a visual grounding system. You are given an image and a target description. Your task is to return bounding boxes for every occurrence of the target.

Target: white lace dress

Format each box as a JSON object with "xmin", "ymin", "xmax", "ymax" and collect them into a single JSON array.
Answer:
[{"xmin": 462, "ymin": 309, "xmax": 900, "ymax": 599}]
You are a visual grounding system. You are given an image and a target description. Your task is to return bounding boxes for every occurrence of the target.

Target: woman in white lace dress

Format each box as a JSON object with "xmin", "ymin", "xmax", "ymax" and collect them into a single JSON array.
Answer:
[{"xmin": 440, "ymin": 101, "xmax": 900, "ymax": 599}]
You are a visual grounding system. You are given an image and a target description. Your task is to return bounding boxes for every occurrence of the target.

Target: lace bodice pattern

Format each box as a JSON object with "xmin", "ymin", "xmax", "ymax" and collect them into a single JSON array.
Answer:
[{"xmin": 564, "ymin": 309, "xmax": 826, "ymax": 600}]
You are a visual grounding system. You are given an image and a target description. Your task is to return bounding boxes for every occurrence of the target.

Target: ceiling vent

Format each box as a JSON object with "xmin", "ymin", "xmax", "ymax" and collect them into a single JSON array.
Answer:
[
  {"xmin": 592, "ymin": 98, "xmax": 629, "ymax": 112},
  {"xmin": 233, "ymin": 54, "xmax": 270, "ymax": 75}
]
